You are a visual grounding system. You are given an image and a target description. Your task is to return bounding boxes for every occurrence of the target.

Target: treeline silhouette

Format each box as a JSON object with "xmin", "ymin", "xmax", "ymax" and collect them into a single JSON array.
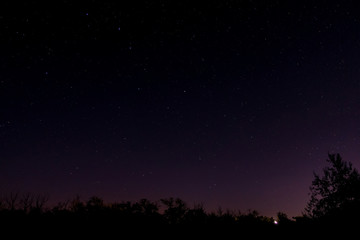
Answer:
[
  {"xmin": 0, "ymin": 193, "xmax": 279, "ymax": 226},
  {"xmin": 0, "ymin": 194, "xmax": 307, "ymax": 238},
  {"xmin": 1, "ymin": 153, "xmax": 360, "ymax": 237}
]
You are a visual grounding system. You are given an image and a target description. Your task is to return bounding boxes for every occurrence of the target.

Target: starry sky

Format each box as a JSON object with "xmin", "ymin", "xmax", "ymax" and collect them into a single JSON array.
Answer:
[{"xmin": 1, "ymin": 1, "xmax": 360, "ymax": 217}]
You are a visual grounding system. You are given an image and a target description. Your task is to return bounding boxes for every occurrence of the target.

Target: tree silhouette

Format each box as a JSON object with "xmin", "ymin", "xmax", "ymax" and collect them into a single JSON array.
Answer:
[
  {"xmin": 20, "ymin": 193, "xmax": 31, "ymax": 213},
  {"xmin": 86, "ymin": 196, "xmax": 104, "ymax": 212},
  {"xmin": 133, "ymin": 198, "xmax": 159, "ymax": 217},
  {"xmin": 69, "ymin": 195, "xmax": 86, "ymax": 214},
  {"xmin": 184, "ymin": 203, "xmax": 207, "ymax": 224},
  {"xmin": 160, "ymin": 197, "xmax": 188, "ymax": 224},
  {"xmin": 305, "ymin": 153, "xmax": 360, "ymax": 220},
  {"xmin": 276, "ymin": 212, "xmax": 293, "ymax": 225},
  {"xmin": 4, "ymin": 192, "xmax": 19, "ymax": 211},
  {"xmin": 32, "ymin": 193, "xmax": 49, "ymax": 214}
]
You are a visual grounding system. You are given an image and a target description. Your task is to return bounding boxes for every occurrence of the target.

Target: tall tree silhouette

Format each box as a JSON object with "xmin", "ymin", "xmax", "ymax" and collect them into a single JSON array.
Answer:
[{"xmin": 305, "ymin": 153, "xmax": 360, "ymax": 220}]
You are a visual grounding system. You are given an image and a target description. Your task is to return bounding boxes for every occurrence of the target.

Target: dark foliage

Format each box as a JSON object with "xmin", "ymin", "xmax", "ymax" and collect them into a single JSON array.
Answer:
[
  {"xmin": 1, "ymin": 153, "xmax": 359, "ymax": 237},
  {"xmin": 0, "ymin": 193, "xmax": 338, "ymax": 238},
  {"xmin": 305, "ymin": 153, "xmax": 360, "ymax": 225},
  {"xmin": 0, "ymin": 193, "xmax": 286, "ymax": 237}
]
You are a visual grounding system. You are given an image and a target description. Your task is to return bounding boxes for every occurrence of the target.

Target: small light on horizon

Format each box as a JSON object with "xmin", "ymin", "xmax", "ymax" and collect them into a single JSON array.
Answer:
[{"xmin": 274, "ymin": 220, "xmax": 278, "ymax": 225}]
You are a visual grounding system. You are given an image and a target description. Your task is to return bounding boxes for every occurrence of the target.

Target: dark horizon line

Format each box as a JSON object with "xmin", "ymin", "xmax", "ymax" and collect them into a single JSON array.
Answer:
[{"xmin": 0, "ymin": 191, "xmax": 304, "ymax": 219}]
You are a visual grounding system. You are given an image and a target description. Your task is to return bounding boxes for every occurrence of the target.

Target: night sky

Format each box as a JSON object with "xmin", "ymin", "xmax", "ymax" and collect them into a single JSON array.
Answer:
[{"xmin": 1, "ymin": 1, "xmax": 360, "ymax": 218}]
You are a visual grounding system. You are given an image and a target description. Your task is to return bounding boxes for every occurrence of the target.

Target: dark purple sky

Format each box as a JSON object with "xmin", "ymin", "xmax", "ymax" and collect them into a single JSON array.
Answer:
[{"xmin": 1, "ymin": 1, "xmax": 360, "ymax": 217}]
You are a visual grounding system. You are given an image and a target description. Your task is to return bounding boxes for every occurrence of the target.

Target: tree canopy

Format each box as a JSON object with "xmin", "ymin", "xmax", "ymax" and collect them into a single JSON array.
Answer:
[{"xmin": 305, "ymin": 153, "xmax": 360, "ymax": 220}]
